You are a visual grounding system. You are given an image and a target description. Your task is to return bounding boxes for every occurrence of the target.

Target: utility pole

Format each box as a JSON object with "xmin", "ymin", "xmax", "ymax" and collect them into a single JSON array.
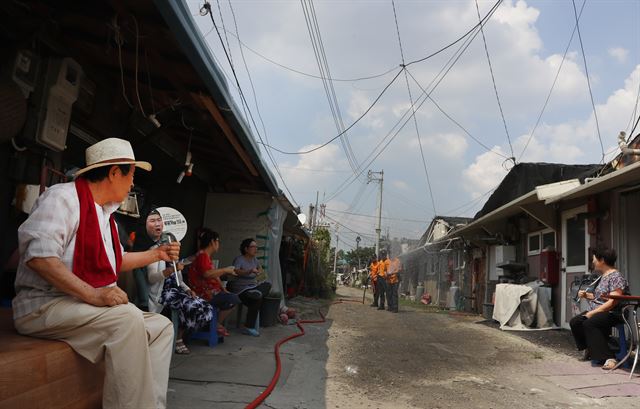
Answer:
[
  {"xmin": 312, "ymin": 191, "xmax": 319, "ymax": 231},
  {"xmin": 356, "ymin": 236, "xmax": 361, "ymax": 270},
  {"xmin": 333, "ymin": 226, "xmax": 339, "ymax": 274},
  {"xmin": 368, "ymin": 170, "xmax": 384, "ymax": 257}
]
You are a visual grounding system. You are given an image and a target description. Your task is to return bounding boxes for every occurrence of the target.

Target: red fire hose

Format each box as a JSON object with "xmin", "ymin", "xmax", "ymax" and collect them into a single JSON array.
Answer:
[{"xmin": 244, "ymin": 298, "xmax": 363, "ymax": 409}]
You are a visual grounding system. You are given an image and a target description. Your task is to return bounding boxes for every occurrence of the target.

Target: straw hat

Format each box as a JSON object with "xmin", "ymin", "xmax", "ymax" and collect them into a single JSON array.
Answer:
[{"xmin": 74, "ymin": 138, "xmax": 152, "ymax": 177}]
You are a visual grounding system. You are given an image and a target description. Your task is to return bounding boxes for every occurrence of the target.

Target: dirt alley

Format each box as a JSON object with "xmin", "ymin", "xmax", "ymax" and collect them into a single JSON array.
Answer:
[{"xmin": 317, "ymin": 286, "xmax": 636, "ymax": 409}]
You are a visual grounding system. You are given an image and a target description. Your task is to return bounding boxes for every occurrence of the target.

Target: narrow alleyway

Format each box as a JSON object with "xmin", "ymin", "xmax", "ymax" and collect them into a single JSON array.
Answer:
[
  {"xmin": 322, "ymin": 287, "xmax": 636, "ymax": 409},
  {"xmin": 168, "ymin": 287, "xmax": 638, "ymax": 408}
]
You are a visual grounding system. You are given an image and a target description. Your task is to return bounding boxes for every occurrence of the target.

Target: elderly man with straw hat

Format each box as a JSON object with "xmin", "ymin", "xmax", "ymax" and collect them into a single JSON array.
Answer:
[{"xmin": 13, "ymin": 138, "xmax": 180, "ymax": 409}]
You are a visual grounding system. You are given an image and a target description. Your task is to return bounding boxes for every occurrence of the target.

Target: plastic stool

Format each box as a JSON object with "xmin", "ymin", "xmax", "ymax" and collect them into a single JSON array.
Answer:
[
  {"xmin": 615, "ymin": 323, "xmax": 630, "ymax": 368},
  {"xmin": 190, "ymin": 307, "xmax": 222, "ymax": 347}
]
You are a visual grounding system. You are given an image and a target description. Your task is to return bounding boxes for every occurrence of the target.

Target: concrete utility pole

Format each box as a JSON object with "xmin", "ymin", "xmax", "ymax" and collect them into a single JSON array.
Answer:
[
  {"xmin": 356, "ymin": 236, "xmax": 361, "ymax": 270},
  {"xmin": 333, "ymin": 226, "xmax": 339, "ymax": 274},
  {"xmin": 312, "ymin": 191, "xmax": 319, "ymax": 231},
  {"xmin": 367, "ymin": 170, "xmax": 384, "ymax": 257}
]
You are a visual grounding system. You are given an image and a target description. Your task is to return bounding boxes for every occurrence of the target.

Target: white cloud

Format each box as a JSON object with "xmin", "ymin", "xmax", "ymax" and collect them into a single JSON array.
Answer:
[
  {"xmin": 462, "ymin": 147, "xmax": 510, "ymax": 199},
  {"xmin": 609, "ymin": 47, "xmax": 629, "ymax": 64},
  {"xmin": 463, "ymin": 64, "xmax": 640, "ymax": 199},
  {"xmin": 393, "ymin": 180, "xmax": 409, "ymax": 190},
  {"xmin": 278, "ymin": 144, "xmax": 350, "ymax": 196},
  {"xmin": 407, "ymin": 132, "xmax": 469, "ymax": 159},
  {"xmin": 347, "ymin": 91, "xmax": 385, "ymax": 129}
]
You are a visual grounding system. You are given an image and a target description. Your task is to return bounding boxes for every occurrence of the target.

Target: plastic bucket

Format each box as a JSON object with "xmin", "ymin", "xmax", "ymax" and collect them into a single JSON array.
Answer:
[{"xmin": 259, "ymin": 297, "xmax": 281, "ymax": 327}]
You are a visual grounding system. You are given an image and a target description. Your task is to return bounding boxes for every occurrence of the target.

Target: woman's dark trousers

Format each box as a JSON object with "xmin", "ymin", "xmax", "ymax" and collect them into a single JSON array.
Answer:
[
  {"xmin": 570, "ymin": 311, "xmax": 621, "ymax": 361},
  {"xmin": 239, "ymin": 282, "xmax": 272, "ymax": 328}
]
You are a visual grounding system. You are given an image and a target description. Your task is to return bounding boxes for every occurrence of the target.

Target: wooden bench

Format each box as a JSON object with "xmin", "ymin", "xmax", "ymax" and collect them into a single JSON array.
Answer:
[{"xmin": 0, "ymin": 308, "xmax": 104, "ymax": 409}]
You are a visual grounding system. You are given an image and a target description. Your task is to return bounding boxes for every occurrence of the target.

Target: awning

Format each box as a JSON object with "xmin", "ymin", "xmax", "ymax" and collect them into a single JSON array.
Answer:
[
  {"xmin": 453, "ymin": 179, "xmax": 583, "ymax": 238},
  {"xmin": 546, "ymin": 161, "xmax": 640, "ymax": 204},
  {"xmin": 453, "ymin": 191, "xmax": 538, "ymax": 237}
]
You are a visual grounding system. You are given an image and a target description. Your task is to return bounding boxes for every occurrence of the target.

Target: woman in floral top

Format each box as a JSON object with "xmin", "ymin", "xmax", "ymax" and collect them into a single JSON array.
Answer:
[
  {"xmin": 570, "ymin": 247, "xmax": 629, "ymax": 369},
  {"xmin": 189, "ymin": 228, "xmax": 239, "ymax": 336}
]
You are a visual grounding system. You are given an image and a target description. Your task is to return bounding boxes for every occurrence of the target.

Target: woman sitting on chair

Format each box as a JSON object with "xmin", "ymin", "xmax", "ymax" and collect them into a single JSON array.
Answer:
[
  {"xmin": 188, "ymin": 228, "xmax": 239, "ymax": 337},
  {"xmin": 144, "ymin": 209, "xmax": 214, "ymax": 355},
  {"xmin": 227, "ymin": 238, "xmax": 272, "ymax": 337},
  {"xmin": 570, "ymin": 247, "xmax": 629, "ymax": 370}
]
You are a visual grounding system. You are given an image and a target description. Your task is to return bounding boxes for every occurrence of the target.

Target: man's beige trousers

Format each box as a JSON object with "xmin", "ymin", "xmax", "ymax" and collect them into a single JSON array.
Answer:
[{"xmin": 15, "ymin": 297, "xmax": 173, "ymax": 409}]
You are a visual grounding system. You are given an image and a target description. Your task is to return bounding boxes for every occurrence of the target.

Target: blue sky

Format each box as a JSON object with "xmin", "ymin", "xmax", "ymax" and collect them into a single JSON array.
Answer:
[{"xmin": 187, "ymin": 0, "xmax": 640, "ymax": 250}]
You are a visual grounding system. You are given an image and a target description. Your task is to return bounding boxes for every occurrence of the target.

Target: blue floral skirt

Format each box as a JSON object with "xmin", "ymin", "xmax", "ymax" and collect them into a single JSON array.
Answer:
[{"xmin": 160, "ymin": 275, "xmax": 214, "ymax": 331}]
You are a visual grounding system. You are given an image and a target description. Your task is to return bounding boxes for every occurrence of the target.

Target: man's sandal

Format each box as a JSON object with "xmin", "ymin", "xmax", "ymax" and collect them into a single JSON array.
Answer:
[
  {"xmin": 175, "ymin": 339, "xmax": 190, "ymax": 355},
  {"xmin": 602, "ymin": 358, "xmax": 617, "ymax": 370}
]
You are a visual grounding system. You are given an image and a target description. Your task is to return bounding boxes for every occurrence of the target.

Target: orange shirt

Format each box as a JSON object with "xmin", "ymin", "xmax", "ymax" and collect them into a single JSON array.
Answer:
[
  {"xmin": 377, "ymin": 258, "xmax": 389, "ymax": 278},
  {"xmin": 369, "ymin": 261, "xmax": 379, "ymax": 281},
  {"xmin": 387, "ymin": 258, "xmax": 402, "ymax": 284}
]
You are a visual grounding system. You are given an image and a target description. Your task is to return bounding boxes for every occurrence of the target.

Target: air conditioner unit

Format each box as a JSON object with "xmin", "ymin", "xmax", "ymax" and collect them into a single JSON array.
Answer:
[
  {"xmin": 488, "ymin": 245, "xmax": 515, "ymax": 280},
  {"xmin": 494, "ymin": 245, "xmax": 516, "ymax": 265}
]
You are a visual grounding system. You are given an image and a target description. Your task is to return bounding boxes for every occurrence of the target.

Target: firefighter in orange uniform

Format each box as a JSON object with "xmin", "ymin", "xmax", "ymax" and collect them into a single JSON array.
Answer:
[
  {"xmin": 386, "ymin": 256, "xmax": 402, "ymax": 313},
  {"xmin": 376, "ymin": 251, "xmax": 388, "ymax": 310},
  {"xmin": 369, "ymin": 256, "xmax": 380, "ymax": 307}
]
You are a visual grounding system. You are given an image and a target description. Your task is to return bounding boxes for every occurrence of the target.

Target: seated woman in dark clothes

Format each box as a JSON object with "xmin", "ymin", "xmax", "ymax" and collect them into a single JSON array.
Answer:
[
  {"xmin": 570, "ymin": 247, "xmax": 629, "ymax": 370},
  {"xmin": 188, "ymin": 228, "xmax": 239, "ymax": 337},
  {"xmin": 227, "ymin": 238, "xmax": 271, "ymax": 337}
]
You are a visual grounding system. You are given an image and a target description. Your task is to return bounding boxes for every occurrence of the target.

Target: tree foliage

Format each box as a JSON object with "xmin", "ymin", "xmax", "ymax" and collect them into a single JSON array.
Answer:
[
  {"xmin": 344, "ymin": 246, "xmax": 376, "ymax": 269},
  {"xmin": 312, "ymin": 227, "xmax": 332, "ymax": 273}
]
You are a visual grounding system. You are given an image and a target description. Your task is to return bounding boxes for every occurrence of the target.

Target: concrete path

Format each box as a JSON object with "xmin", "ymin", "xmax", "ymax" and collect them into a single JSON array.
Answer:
[{"xmin": 167, "ymin": 297, "xmax": 332, "ymax": 409}]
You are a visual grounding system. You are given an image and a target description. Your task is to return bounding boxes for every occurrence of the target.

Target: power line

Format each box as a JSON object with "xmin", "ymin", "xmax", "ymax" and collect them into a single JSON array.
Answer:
[
  {"xmin": 325, "ymin": 2, "xmax": 501, "ymax": 204},
  {"xmin": 257, "ymin": 0, "xmax": 503, "ymax": 157},
  {"xmin": 630, "ymin": 114, "xmax": 640, "ymax": 142},
  {"xmin": 442, "ymin": 186, "xmax": 497, "ymax": 216},
  {"xmin": 572, "ymin": 0, "xmax": 605, "ymax": 163},
  {"xmin": 227, "ymin": 0, "xmax": 272, "ymax": 155},
  {"xmin": 391, "ymin": 0, "xmax": 437, "ymax": 216},
  {"xmin": 300, "ymin": 0, "xmax": 361, "ymax": 175},
  {"xmin": 200, "ymin": 2, "xmax": 300, "ymax": 207},
  {"xmin": 258, "ymin": 68, "xmax": 403, "ymax": 155},
  {"xmin": 326, "ymin": 208, "xmax": 428, "ymax": 223},
  {"xmin": 474, "ymin": 0, "xmax": 515, "ymax": 162},
  {"xmin": 404, "ymin": 68, "xmax": 509, "ymax": 160},
  {"xmin": 404, "ymin": 0, "xmax": 503, "ymax": 67},
  {"xmin": 220, "ymin": 28, "xmax": 399, "ymax": 82},
  {"xmin": 519, "ymin": 0, "xmax": 586, "ymax": 161},
  {"xmin": 215, "ymin": 0, "xmax": 234, "ymax": 68},
  {"xmin": 278, "ymin": 165, "xmax": 352, "ymax": 173},
  {"xmin": 324, "ymin": 214, "xmax": 376, "ymax": 239},
  {"xmin": 226, "ymin": 0, "xmax": 303, "ymax": 203}
]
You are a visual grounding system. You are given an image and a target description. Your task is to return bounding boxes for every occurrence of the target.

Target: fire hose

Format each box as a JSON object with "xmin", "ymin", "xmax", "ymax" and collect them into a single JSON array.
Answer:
[{"xmin": 244, "ymin": 298, "xmax": 363, "ymax": 409}]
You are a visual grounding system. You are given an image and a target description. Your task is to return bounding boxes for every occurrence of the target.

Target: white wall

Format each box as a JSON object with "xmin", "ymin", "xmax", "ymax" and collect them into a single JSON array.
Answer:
[
  {"xmin": 202, "ymin": 192, "xmax": 285, "ymax": 302},
  {"xmin": 203, "ymin": 192, "xmax": 272, "ymax": 267}
]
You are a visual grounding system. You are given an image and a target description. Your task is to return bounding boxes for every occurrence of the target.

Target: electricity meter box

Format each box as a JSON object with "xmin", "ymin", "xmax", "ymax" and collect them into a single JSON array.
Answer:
[
  {"xmin": 539, "ymin": 250, "xmax": 559, "ymax": 285},
  {"xmin": 22, "ymin": 57, "xmax": 82, "ymax": 152}
]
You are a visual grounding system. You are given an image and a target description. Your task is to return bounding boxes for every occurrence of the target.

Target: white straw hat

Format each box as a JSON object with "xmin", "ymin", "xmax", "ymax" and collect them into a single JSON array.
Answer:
[{"xmin": 74, "ymin": 138, "xmax": 152, "ymax": 177}]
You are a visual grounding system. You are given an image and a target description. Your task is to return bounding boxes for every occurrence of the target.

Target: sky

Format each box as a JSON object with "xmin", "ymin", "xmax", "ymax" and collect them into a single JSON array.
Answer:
[{"xmin": 187, "ymin": 0, "xmax": 640, "ymax": 251}]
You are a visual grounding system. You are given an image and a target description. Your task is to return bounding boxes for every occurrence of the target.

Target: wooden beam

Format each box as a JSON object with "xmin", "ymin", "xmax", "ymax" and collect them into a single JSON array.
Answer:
[{"xmin": 194, "ymin": 93, "xmax": 259, "ymax": 177}]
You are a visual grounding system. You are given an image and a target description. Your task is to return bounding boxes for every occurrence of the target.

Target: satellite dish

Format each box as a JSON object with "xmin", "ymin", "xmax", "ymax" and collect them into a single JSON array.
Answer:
[
  {"xmin": 297, "ymin": 213, "xmax": 307, "ymax": 225},
  {"xmin": 156, "ymin": 207, "xmax": 188, "ymax": 242}
]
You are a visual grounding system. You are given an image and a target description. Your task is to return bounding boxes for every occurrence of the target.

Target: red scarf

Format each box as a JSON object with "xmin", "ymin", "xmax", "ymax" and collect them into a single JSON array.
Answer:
[{"xmin": 72, "ymin": 178, "xmax": 123, "ymax": 287}]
